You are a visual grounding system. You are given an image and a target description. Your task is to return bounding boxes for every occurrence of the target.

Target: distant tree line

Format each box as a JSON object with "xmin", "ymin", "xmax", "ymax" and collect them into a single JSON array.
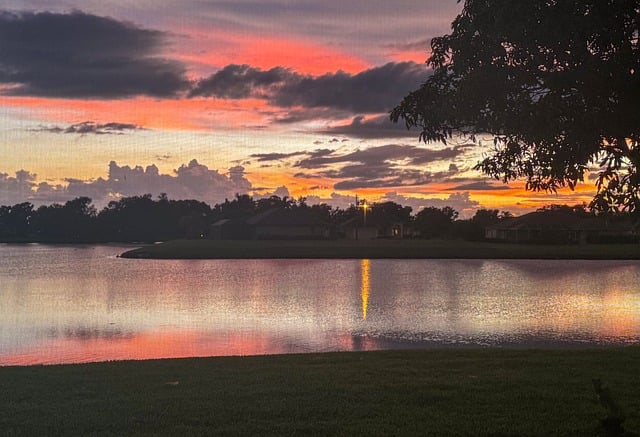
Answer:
[
  {"xmin": 0, "ymin": 193, "xmax": 605, "ymax": 243},
  {"xmin": 0, "ymin": 194, "xmax": 211, "ymax": 243}
]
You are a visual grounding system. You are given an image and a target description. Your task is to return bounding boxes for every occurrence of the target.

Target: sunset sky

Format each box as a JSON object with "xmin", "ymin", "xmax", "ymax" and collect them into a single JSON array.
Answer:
[{"xmin": 0, "ymin": 1, "xmax": 597, "ymax": 216}]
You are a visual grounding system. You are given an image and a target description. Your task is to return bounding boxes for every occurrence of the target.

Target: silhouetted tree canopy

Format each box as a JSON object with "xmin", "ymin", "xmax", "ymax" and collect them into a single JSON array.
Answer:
[
  {"xmin": 214, "ymin": 194, "xmax": 256, "ymax": 219},
  {"xmin": 368, "ymin": 201, "xmax": 413, "ymax": 225},
  {"xmin": 391, "ymin": 0, "xmax": 640, "ymax": 213},
  {"xmin": 2, "ymin": 194, "xmax": 636, "ymax": 243},
  {"xmin": 414, "ymin": 206, "xmax": 458, "ymax": 238},
  {"xmin": 32, "ymin": 197, "xmax": 96, "ymax": 240},
  {"xmin": 0, "ymin": 202, "xmax": 33, "ymax": 238}
]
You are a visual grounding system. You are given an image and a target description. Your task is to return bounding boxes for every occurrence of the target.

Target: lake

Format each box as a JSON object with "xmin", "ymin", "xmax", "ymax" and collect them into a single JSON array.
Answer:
[{"xmin": 1, "ymin": 244, "xmax": 639, "ymax": 365}]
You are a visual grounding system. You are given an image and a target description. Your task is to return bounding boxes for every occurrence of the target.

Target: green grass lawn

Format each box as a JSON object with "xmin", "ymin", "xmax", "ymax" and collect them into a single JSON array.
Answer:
[
  {"xmin": 2, "ymin": 348, "xmax": 639, "ymax": 436},
  {"xmin": 120, "ymin": 238, "xmax": 640, "ymax": 260}
]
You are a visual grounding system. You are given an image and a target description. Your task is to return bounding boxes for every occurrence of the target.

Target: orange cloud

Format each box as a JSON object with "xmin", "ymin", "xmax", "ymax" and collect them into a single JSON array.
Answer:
[
  {"xmin": 250, "ymin": 170, "xmax": 330, "ymax": 197},
  {"xmin": 175, "ymin": 28, "xmax": 371, "ymax": 76},
  {"xmin": 3, "ymin": 96, "xmax": 275, "ymax": 131}
]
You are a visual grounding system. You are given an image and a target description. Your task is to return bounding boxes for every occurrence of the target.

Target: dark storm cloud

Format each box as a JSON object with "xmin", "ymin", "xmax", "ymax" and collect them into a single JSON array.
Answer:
[
  {"xmin": 332, "ymin": 168, "xmax": 434, "ymax": 189},
  {"xmin": 249, "ymin": 148, "xmax": 332, "ymax": 164},
  {"xmin": 36, "ymin": 121, "xmax": 143, "ymax": 135},
  {"xmin": 189, "ymin": 64, "xmax": 296, "ymax": 99},
  {"xmin": 295, "ymin": 144, "xmax": 469, "ymax": 169},
  {"xmin": 0, "ymin": 11, "xmax": 189, "ymax": 98},
  {"xmin": 271, "ymin": 107, "xmax": 352, "ymax": 124},
  {"xmin": 318, "ymin": 115, "xmax": 417, "ymax": 139},
  {"xmin": 287, "ymin": 144, "xmax": 469, "ymax": 190},
  {"xmin": 448, "ymin": 181, "xmax": 511, "ymax": 191},
  {"xmin": 323, "ymin": 165, "xmax": 460, "ymax": 190},
  {"xmin": 309, "ymin": 149, "xmax": 333, "ymax": 158},
  {"xmin": 249, "ymin": 151, "xmax": 307, "ymax": 162},
  {"xmin": 382, "ymin": 38, "xmax": 431, "ymax": 51},
  {"xmin": 274, "ymin": 62, "xmax": 427, "ymax": 112},
  {"xmin": 191, "ymin": 62, "xmax": 427, "ymax": 113}
]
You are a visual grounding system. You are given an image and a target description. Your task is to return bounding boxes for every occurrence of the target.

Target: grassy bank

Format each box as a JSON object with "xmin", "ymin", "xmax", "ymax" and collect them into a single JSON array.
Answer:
[
  {"xmin": 120, "ymin": 238, "xmax": 640, "ymax": 259},
  {"xmin": 2, "ymin": 348, "xmax": 639, "ymax": 436}
]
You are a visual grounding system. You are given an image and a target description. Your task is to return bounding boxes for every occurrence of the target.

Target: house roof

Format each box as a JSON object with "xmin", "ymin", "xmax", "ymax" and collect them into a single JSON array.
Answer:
[
  {"xmin": 497, "ymin": 211, "xmax": 580, "ymax": 230},
  {"xmin": 246, "ymin": 208, "xmax": 329, "ymax": 227},
  {"xmin": 339, "ymin": 212, "xmax": 407, "ymax": 229},
  {"xmin": 211, "ymin": 218, "xmax": 248, "ymax": 227},
  {"xmin": 211, "ymin": 219, "xmax": 231, "ymax": 227},
  {"xmin": 487, "ymin": 211, "xmax": 635, "ymax": 232}
]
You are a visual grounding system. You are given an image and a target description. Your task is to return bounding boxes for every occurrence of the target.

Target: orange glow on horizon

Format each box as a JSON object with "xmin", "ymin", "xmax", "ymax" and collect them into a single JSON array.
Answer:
[
  {"xmin": 3, "ymin": 96, "xmax": 278, "ymax": 132},
  {"xmin": 244, "ymin": 173, "xmax": 599, "ymax": 215}
]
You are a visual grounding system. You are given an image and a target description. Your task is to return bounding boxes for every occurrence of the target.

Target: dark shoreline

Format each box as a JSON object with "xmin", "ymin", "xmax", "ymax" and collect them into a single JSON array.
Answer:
[{"xmin": 118, "ymin": 238, "xmax": 640, "ymax": 260}]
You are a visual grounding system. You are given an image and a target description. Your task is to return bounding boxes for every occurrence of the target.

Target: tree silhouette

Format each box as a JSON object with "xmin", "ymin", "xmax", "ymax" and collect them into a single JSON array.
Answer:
[
  {"xmin": 2, "ymin": 194, "xmax": 635, "ymax": 243},
  {"xmin": 369, "ymin": 201, "xmax": 413, "ymax": 225},
  {"xmin": 414, "ymin": 206, "xmax": 458, "ymax": 238},
  {"xmin": 214, "ymin": 194, "xmax": 256, "ymax": 220},
  {"xmin": 32, "ymin": 197, "xmax": 96, "ymax": 240},
  {"xmin": 255, "ymin": 195, "xmax": 296, "ymax": 213},
  {"xmin": 0, "ymin": 202, "xmax": 33, "ymax": 238},
  {"xmin": 466, "ymin": 209, "xmax": 501, "ymax": 241},
  {"xmin": 392, "ymin": 0, "xmax": 640, "ymax": 213}
]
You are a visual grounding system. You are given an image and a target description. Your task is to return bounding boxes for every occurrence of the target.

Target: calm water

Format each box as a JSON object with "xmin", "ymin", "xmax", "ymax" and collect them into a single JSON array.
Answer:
[{"xmin": 1, "ymin": 244, "xmax": 639, "ymax": 365}]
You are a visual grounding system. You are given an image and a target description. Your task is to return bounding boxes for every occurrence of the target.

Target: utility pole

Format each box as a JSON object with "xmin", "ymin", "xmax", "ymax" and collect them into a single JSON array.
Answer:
[{"xmin": 354, "ymin": 195, "xmax": 359, "ymax": 240}]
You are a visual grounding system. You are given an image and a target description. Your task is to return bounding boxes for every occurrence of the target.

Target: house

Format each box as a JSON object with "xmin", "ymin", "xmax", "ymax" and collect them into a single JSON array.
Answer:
[
  {"xmin": 177, "ymin": 214, "xmax": 208, "ymax": 239},
  {"xmin": 339, "ymin": 214, "xmax": 410, "ymax": 240},
  {"xmin": 484, "ymin": 211, "xmax": 579, "ymax": 243},
  {"xmin": 485, "ymin": 211, "xmax": 637, "ymax": 244},
  {"xmin": 246, "ymin": 208, "xmax": 331, "ymax": 240},
  {"xmin": 339, "ymin": 216, "xmax": 379, "ymax": 240},
  {"xmin": 578, "ymin": 216, "xmax": 637, "ymax": 243},
  {"xmin": 209, "ymin": 218, "xmax": 250, "ymax": 240}
]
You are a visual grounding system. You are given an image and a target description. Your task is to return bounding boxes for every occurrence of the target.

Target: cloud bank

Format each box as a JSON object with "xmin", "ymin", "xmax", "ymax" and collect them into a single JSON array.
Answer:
[
  {"xmin": 0, "ymin": 9, "xmax": 432, "ymax": 134},
  {"xmin": 319, "ymin": 115, "xmax": 417, "ymax": 139},
  {"xmin": 191, "ymin": 62, "xmax": 427, "ymax": 113},
  {"xmin": 0, "ymin": 11, "xmax": 188, "ymax": 98},
  {"xmin": 35, "ymin": 121, "xmax": 143, "ymax": 135},
  {"xmin": 0, "ymin": 162, "xmax": 499, "ymax": 219},
  {"xmin": 288, "ymin": 144, "xmax": 471, "ymax": 189},
  {"xmin": 0, "ymin": 160, "xmax": 252, "ymax": 208}
]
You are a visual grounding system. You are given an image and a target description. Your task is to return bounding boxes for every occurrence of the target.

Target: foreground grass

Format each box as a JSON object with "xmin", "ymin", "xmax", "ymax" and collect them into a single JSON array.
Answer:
[
  {"xmin": 2, "ymin": 349, "xmax": 639, "ymax": 436},
  {"xmin": 120, "ymin": 238, "xmax": 640, "ymax": 259}
]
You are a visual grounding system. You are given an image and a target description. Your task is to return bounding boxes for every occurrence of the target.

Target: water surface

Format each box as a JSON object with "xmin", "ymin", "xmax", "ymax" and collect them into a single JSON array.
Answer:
[{"xmin": 1, "ymin": 244, "xmax": 639, "ymax": 365}]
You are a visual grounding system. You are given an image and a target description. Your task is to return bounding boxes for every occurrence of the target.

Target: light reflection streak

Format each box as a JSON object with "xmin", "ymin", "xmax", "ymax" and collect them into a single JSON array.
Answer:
[
  {"xmin": 361, "ymin": 259, "xmax": 370, "ymax": 320},
  {"xmin": 2, "ymin": 246, "xmax": 640, "ymax": 366}
]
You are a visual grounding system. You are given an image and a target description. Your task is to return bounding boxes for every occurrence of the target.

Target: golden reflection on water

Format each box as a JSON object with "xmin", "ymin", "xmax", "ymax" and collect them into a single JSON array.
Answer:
[
  {"xmin": 361, "ymin": 259, "xmax": 370, "ymax": 320},
  {"xmin": 602, "ymin": 289, "xmax": 640, "ymax": 337},
  {"xmin": 3, "ymin": 246, "xmax": 640, "ymax": 366}
]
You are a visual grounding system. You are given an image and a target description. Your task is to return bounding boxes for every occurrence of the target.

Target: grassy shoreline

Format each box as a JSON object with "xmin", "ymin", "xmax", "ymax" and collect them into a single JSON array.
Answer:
[
  {"xmin": 2, "ymin": 348, "xmax": 639, "ymax": 435},
  {"xmin": 120, "ymin": 238, "xmax": 640, "ymax": 259}
]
